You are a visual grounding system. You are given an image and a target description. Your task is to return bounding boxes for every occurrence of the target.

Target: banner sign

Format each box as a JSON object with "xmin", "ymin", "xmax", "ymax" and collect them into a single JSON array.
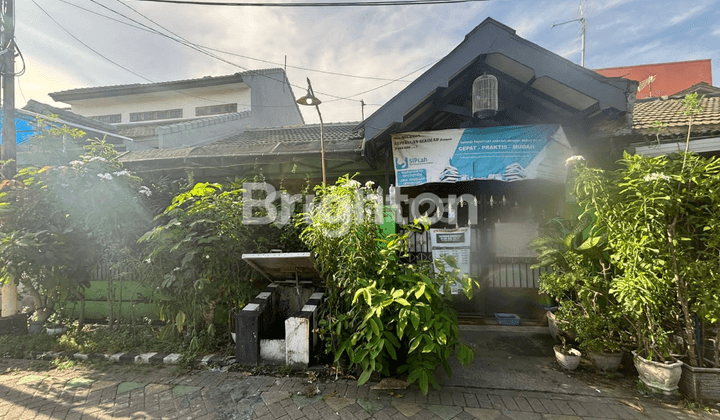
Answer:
[{"xmin": 391, "ymin": 125, "xmax": 572, "ymax": 187}]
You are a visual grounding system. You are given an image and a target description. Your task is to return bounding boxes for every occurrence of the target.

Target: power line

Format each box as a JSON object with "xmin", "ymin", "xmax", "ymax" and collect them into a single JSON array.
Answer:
[
  {"xmin": 324, "ymin": 58, "xmax": 439, "ymax": 102},
  {"xmin": 58, "ymin": 0, "xmax": 412, "ymax": 83},
  {"xmin": 136, "ymin": 0, "xmax": 489, "ymax": 7},
  {"xmin": 32, "ymin": 0, "xmax": 268, "ymax": 107},
  {"xmin": 57, "ymin": 0, "xmax": 423, "ymax": 103},
  {"xmin": 35, "ymin": 0, "xmax": 439, "ymax": 113},
  {"xmin": 32, "ymin": 0, "xmax": 152, "ymax": 83}
]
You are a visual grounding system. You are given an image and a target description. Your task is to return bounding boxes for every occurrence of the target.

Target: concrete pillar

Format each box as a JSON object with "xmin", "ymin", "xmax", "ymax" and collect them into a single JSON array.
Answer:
[
  {"xmin": 1, "ymin": 282, "xmax": 18, "ymax": 317},
  {"xmin": 235, "ymin": 284, "xmax": 277, "ymax": 365},
  {"xmin": 285, "ymin": 314, "xmax": 310, "ymax": 368},
  {"xmin": 285, "ymin": 291, "xmax": 324, "ymax": 368}
]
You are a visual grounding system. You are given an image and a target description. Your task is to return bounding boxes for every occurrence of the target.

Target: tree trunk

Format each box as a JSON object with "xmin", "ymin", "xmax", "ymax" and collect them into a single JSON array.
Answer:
[
  {"xmin": 78, "ymin": 292, "xmax": 86, "ymax": 331},
  {"xmin": 715, "ymin": 322, "xmax": 720, "ymax": 368},
  {"xmin": 667, "ymin": 219, "xmax": 698, "ymax": 366}
]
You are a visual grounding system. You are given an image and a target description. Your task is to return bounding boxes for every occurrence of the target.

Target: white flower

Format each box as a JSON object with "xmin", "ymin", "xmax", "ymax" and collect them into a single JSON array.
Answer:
[
  {"xmin": 347, "ymin": 180, "xmax": 361, "ymax": 188},
  {"xmin": 644, "ymin": 172, "xmax": 671, "ymax": 182},
  {"xmin": 365, "ymin": 180, "xmax": 375, "ymax": 188},
  {"xmin": 97, "ymin": 173, "xmax": 113, "ymax": 180},
  {"xmin": 564, "ymin": 155, "xmax": 586, "ymax": 166},
  {"xmin": 89, "ymin": 157, "xmax": 107, "ymax": 163},
  {"xmin": 69, "ymin": 160, "xmax": 83, "ymax": 166},
  {"xmin": 139, "ymin": 186, "xmax": 152, "ymax": 197},
  {"xmin": 113, "ymin": 170, "xmax": 131, "ymax": 177}
]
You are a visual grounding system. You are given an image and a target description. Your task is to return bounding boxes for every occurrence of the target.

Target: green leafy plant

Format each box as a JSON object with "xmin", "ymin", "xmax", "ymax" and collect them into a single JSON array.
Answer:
[
  {"xmin": 0, "ymin": 138, "xmax": 152, "ymax": 326},
  {"xmin": 573, "ymin": 151, "xmax": 720, "ymax": 365},
  {"xmin": 139, "ymin": 177, "xmax": 306, "ymax": 345},
  {"xmin": 301, "ymin": 176, "xmax": 478, "ymax": 394},
  {"xmin": 530, "ymin": 216, "xmax": 629, "ymax": 354}
]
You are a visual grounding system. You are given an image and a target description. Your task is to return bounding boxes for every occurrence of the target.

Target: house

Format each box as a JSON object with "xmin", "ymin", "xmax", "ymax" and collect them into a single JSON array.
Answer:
[
  {"xmin": 623, "ymin": 85, "xmax": 720, "ymax": 157},
  {"xmin": 118, "ymin": 122, "xmax": 377, "ymax": 187},
  {"xmin": 358, "ymin": 17, "xmax": 637, "ymax": 318},
  {"xmin": 8, "ymin": 100, "xmax": 132, "ymax": 167},
  {"xmin": 595, "ymin": 59, "xmax": 712, "ymax": 99},
  {"xmin": 48, "ymin": 69, "xmax": 304, "ymax": 151}
]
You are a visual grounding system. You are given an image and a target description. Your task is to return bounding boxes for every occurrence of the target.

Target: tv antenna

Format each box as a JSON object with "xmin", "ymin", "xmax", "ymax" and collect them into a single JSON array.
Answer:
[{"xmin": 552, "ymin": 3, "xmax": 587, "ymax": 67}]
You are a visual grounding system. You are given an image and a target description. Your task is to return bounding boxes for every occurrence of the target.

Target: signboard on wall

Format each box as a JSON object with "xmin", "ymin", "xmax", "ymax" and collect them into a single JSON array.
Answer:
[
  {"xmin": 391, "ymin": 125, "xmax": 572, "ymax": 187},
  {"xmin": 430, "ymin": 227, "xmax": 471, "ymax": 295}
]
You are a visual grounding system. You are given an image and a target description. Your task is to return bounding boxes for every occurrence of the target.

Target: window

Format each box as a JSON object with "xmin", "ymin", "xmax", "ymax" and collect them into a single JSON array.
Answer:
[
  {"xmin": 129, "ymin": 108, "xmax": 183, "ymax": 122},
  {"xmin": 90, "ymin": 114, "xmax": 121, "ymax": 123},
  {"xmin": 195, "ymin": 103, "xmax": 238, "ymax": 117}
]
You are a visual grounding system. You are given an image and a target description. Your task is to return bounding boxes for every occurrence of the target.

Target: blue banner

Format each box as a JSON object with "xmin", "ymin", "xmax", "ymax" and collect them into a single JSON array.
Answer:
[{"xmin": 391, "ymin": 125, "xmax": 572, "ymax": 187}]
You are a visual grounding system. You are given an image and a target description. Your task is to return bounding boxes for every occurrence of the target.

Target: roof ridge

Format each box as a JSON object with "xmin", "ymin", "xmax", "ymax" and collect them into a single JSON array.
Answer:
[{"xmin": 49, "ymin": 68, "xmax": 284, "ymax": 101}]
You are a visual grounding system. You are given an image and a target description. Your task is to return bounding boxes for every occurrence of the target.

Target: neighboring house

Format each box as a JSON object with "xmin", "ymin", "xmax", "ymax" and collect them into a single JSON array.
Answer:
[
  {"xmin": 595, "ymin": 59, "xmax": 712, "ymax": 99},
  {"xmin": 118, "ymin": 121, "xmax": 377, "ymax": 187},
  {"xmin": 358, "ymin": 17, "xmax": 637, "ymax": 318},
  {"xmin": 622, "ymin": 86, "xmax": 720, "ymax": 157},
  {"xmin": 10, "ymin": 100, "xmax": 132, "ymax": 167},
  {"xmin": 48, "ymin": 69, "xmax": 304, "ymax": 151}
]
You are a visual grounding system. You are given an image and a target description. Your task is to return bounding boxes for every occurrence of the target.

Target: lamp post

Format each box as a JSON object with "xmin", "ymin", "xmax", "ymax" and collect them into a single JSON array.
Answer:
[{"xmin": 296, "ymin": 78, "xmax": 326, "ymax": 185}]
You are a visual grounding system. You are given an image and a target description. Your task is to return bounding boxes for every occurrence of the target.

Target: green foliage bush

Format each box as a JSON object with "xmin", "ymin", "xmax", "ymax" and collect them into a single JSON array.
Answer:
[
  {"xmin": 301, "ymin": 176, "xmax": 477, "ymax": 394},
  {"xmin": 573, "ymin": 151, "xmax": 720, "ymax": 365},
  {"xmin": 138, "ymin": 178, "xmax": 306, "ymax": 348},
  {"xmin": 531, "ymin": 217, "xmax": 629, "ymax": 353},
  {"xmin": 0, "ymin": 139, "xmax": 152, "ymax": 323}
]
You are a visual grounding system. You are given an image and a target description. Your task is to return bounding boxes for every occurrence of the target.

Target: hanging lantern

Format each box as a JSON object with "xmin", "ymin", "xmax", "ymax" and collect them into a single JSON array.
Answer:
[{"xmin": 472, "ymin": 74, "xmax": 498, "ymax": 119}]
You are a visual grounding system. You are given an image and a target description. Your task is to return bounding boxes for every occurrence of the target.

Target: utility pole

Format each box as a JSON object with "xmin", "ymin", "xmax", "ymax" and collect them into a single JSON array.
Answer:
[{"xmin": 1, "ymin": 0, "xmax": 17, "ymax": 317}]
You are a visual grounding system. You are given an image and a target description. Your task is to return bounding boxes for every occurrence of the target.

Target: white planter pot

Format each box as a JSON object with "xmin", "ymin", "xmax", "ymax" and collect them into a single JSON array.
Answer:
[
  {"xmin": 554, "ymin": 345, "xmax": 581, "ymax": 370},
  {"xmin": 587, "ymin": 351, "xmax": 623, "ymax": 372},
  {"xmin": 633, "ymin": 351, "xmax": 682, "ymax": 394}
]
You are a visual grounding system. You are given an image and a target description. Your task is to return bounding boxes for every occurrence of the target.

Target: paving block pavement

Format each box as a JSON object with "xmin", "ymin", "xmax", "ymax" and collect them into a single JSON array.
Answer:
[{"xmin": 0, "ymin": 359, "xmax": 718, "ymax": 420}]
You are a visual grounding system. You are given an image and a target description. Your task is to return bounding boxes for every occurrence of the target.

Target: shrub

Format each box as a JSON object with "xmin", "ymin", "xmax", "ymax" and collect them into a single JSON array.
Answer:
[{"xmin": 301, "ymin": 176, "xmax": 478, "ymax": 394}]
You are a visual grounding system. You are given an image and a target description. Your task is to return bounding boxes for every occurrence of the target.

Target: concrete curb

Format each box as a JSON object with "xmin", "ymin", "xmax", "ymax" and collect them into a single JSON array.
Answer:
[{"xmin": 25, "ymin": 350, "xmax": 235, "ymax": 367}]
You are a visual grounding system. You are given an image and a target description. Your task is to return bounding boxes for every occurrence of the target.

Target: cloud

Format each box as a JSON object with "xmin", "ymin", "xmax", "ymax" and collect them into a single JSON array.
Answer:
[
  {"xmin": 668, "ymin": 4, "xmax": 708, "ymax": 27},
  {"xmin": 15, "ymin": 0, "xmax": 720, "ymax": 125}
]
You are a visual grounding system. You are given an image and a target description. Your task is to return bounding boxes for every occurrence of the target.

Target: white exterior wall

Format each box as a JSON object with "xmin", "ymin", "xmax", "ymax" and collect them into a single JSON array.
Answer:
[{"xmin": 68, "ymin": 83, "xmax": 251, "ymax": 124}]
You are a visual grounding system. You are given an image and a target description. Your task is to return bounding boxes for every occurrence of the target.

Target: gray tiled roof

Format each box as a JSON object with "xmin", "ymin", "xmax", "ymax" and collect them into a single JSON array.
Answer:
[
  {"xmin": 215, "ymin": 122, "xmax": 363, "ymax": 146},
  {"xmin": 50, "ymin": 69, "xmax": 284, "ymax": 102},
  {"xmin": 22, "ymin": 100, "xmax": 118, "ymax": 133},
  {"xmin": 117, "ymin": 122, "xmax": 164, "ymax": 138},
  {"xmin": 119, "ymin": 122, "xmax": 363, "ymax": 164}
]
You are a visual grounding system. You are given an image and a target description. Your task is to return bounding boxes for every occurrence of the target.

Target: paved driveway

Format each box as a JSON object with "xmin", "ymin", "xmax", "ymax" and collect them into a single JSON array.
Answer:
[{"xmin": 0, "ymin": 325, "xmax": 717, "ymax": 420}]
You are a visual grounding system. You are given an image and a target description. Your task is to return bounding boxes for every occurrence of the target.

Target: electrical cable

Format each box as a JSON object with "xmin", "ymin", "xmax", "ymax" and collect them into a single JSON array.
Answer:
[
  {"xmin": 32, "ymin": 0, "xmax": 155, "ymax": 84},
  {"xmin": 323, "ymin": 58, "xmax": 439, "ymax": 102},
  {"xmin": 12, "ymin": 40, "xmax": 26, "ymax": 77},
  {"xmin": 84, "ymin": 0, "xmax": 349, "ymax": 102},
  {"xmin": 32, "ymin": 0, "xmax": 287, "ymax": 108},
  {"xmin": 136, "ymin": 0, "xmax": 489, "ymax": 7},
  {"xmin": 58, "ymin": 0, "xmax": 412, "ymax": 82},
  {"xmin": 69, "ymin": 0, "xmax": 423, "ymax": 103},
  {"xmin": 34, "ymin": 0, "xmax": 441, "ymax": 116}
]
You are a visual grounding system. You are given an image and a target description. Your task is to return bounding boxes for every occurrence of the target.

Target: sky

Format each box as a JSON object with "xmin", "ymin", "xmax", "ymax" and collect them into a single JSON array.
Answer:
[{"xmin": 15, "ymin": 0, "xmax": 720, "ymax": 125}]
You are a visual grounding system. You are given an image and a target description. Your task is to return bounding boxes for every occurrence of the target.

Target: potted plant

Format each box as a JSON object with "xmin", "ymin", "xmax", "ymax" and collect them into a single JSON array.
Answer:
[
  {"xmin": 574, "ymin": 311, "xmax": 626, "ymax": 372},
  {"xmin": 553, "ymin": 336, "xmax": 581, "ymax": 371}
]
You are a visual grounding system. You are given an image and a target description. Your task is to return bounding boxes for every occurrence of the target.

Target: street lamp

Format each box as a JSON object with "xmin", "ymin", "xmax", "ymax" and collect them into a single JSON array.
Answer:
[{"xmin": 296, "ymin": 78, "xmax": 326, "ymax": 185}]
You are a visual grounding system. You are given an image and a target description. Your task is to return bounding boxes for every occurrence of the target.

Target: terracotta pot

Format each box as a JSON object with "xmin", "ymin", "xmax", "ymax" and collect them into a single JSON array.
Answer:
[
  {"xmin": 554, "ymin": 345, "xmax": 581, "ymax": 370},
  {"xmin": 587, "ymin": 351, "xmax": 623, "ymax": 372},
  {"xmin": 633, "ymin": 351, "xmax": 682, "ymax": 394}
]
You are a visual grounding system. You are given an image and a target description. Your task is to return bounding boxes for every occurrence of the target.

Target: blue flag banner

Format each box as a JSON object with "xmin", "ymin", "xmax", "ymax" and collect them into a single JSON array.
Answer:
[
  {"xmin": 0, "ymin": 114, "xmax": 41, "ymax": 145},
  {"xmin": 391, "ymin": 125, "xmax": 572, "ymax": 187}
]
